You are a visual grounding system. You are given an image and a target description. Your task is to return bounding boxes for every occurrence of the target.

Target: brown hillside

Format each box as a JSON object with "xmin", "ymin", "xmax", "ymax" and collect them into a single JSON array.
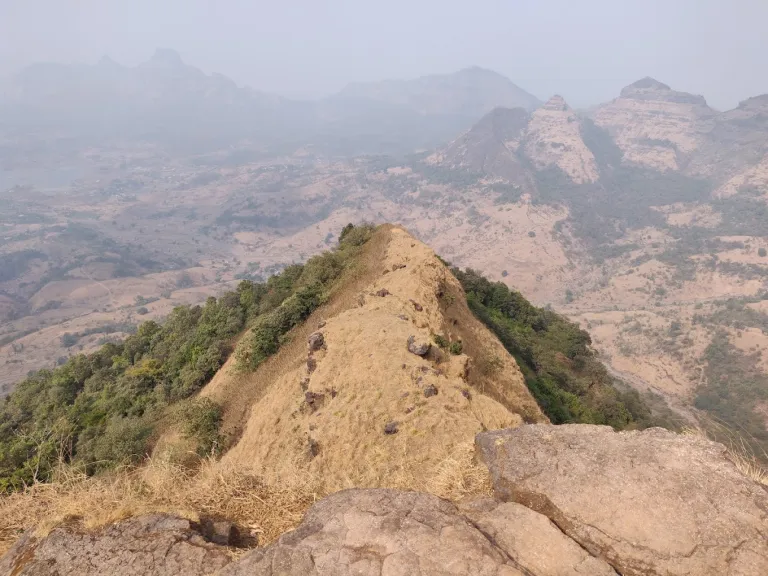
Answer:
[
  {"xmin": 205, "ymin": 225, "xmax": 545, "ymax": 491},
  {"xmin": 427, "ymin": 107, "xmax": 531, "ymax": 185}
]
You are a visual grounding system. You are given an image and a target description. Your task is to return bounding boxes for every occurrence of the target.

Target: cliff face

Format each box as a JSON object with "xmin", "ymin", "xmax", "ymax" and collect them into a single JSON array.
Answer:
[
  {"xmin": 592, "ymin": 77, "xmax": 716, "ymax": 172},
  {"xmin": 693, "ymin": 94, "xmax": 768, "ymax": 187},
  {"xmin": 522, "ymin": 95, "xmax": 600, "ymax": 183}
]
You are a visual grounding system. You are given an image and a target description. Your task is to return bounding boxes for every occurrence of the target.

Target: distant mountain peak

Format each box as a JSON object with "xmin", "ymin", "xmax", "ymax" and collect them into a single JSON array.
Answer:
[
  {"xmin": 334, "ymin": 68, "xmax": 541, "ymax": 116},
  {"xmin": 624, "ymin": 77, "xmax": 671, "ymax": 92},
  {"xmin": 144, "ymin": 48, "xmax": 184, "ymax": 68},
  {"xmin": 97, "ymin": 55, "xmax": 121, "ymax": 68},
  {"xmin": 620, "ymin": 77, "xmax": 707, "ymax": 106},
  {"xmin": 454, "ymin": 66, "xmax": 504, "ymax": 78},
  {"xmin": 737, "ymin": 93, "xmax": 768, "ymax": 112},
  {"xmin": 542, "ymin": 95, "xmax": 571, "ymax": 111}
]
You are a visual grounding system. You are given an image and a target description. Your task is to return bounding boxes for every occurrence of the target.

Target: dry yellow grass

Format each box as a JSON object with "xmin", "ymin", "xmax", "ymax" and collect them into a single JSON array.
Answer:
[
  {"xmin": 220, "ymin": 226, "xmax": 541, "ymax": 491},
  {"xmin": 0, "ymin": 457, "xmax": 319, "ymax": 556},
  {"xmin": 681, "ymin": 424, "xmax": 768, "ymax": 486},
  {"xmin": 198, "ymin": 223, "xmax": 393, "ymax": 444},
  {"xmin": 0, "ymin": 441, "xmax": 490, "ymax": 557}
]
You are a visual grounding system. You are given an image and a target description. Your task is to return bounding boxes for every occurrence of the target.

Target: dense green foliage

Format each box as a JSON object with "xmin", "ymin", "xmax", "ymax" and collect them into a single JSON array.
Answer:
[
  {"xmin": 454, "ymin": 268, "xmax": 659, "ymax": 429},
  {"xmin": 0, "ymin": 224, "xmax": 373, "ymax": 492},
  {"xmin": 534, "ymin": 165, "xmax": 712, "ymax": 251}
]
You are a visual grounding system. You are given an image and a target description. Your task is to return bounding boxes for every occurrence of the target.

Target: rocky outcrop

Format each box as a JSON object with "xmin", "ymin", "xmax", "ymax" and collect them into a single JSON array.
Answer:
[
  {"xmin": 593, "ymin": 77, "xmax": 715, "ymax": 171},
  {"xmin": 523, "ymin": 96, "xmax": 599, "ymax": 183},
  {"xmin": 406, "ymin": 334, "xmax": 431, "ymax": 356},
  {"xmin": 0, "ymin": 515, "xmax": 232, "ymax": 576},
  {"xmin": 476, "ymin": 424, "xmax": 768, "ymax": 576},
  {"xmin": 220, "ymin": 489, "xmax": 525, "ymax": 575},
  {"xmin": 460, "ymin": 498, "xmax": 617, "ymax": 575},
  {"xmin": 5, "ymin": 425, "xmax": 768, "ymax": 575},
  {"xmin": 692, "ymin": 94, "xmax": 768, "ymax": 183}
]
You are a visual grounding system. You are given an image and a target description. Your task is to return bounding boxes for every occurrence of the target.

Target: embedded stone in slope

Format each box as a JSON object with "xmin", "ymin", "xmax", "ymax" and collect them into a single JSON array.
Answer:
[
  {"xmin": 0, "ymin": 514, "xmax": 232, "ymax": 576},
  {"xmin": 476, "ymin": 424, "xmax": 768, "ymax": 576}
]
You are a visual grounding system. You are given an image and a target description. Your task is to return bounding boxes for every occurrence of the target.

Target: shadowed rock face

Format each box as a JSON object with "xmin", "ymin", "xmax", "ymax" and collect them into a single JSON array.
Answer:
[
  {"xmin": 0, "ymin": 515, "xmax": 232, "ymax": 576},
  {"xmin": 476, "ymin": 424, "xmax": 768, "ymax": 576},
  {"xmin": 432, "ymin": 106, "xmax": 531, "ymax": 184}
]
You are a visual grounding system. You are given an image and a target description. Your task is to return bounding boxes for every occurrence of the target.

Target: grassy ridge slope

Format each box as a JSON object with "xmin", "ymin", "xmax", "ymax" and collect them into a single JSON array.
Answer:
[{"xmin": 0, "ymin": 225, "xmax": 374, "ymax": 492}]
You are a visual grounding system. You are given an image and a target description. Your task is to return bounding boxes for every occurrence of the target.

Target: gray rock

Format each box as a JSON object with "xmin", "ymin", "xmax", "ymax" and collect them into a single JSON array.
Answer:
[
  {"xmin": 0, "ymin": 514, "xmax": 231, "ymax": 576},
  {"xmin": 476, "ymin": 424, "xmax": 768, "ymax": 576},
  {"xmin": 307, "ymin": 331, "xmax": 325, "ymax": 352},
  {"xmin": 201, "ymin": 518, "xmax": 239, "ymax": 546},
  {"xmin": 384, "ymin": 421, "xmax": 399, "ymax": 435},
  {"xmin": 308, "ymin": 437, "xmax": 320, "ymax": 459},
  {"xmin": 406, "ymin": 335, "xmax": 430, "ymax": 356},
  {"xmin": 460, "ymin": 498, "xmax": 617, "ymax": 576},
  {"xmin": 423, "ymin": 384, "xmax": 438, "ymax": 398},
  {"xmin": 219, "ymin": 489, "xmax": 525, "ymax": 576}
]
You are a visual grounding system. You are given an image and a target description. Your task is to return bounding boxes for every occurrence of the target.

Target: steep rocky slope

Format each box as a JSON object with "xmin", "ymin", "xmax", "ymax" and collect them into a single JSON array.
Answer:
[
  {"xmin": 522, "ymin": 95, "xmax": 599, "ymax": 183},
  {"xmin": 426, "ymin": 107, "xmax": 530, "ymax": 185},
  {"xmin": 592, "ymin": 77, "xmax": 716, "ymax": 172},
  {"xmin": 694, "ymin": 94, "xmax": 768, "ymax": 186}
]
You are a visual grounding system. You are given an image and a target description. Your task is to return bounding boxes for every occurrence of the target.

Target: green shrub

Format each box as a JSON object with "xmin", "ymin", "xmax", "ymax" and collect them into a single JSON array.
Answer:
[
  {"xmin": 176, "ymin": 398, "xmax": 223, "ymax": 456},
  {"xmin": 61, "ymin": 333, "xmax": 79, "ymax": 347},
  {"xmin": 338, "ymin": 223, "xmax": 374, "ymax": 248},
  {"xmin": 75, "ymin": 416, "xmax": 153, "ymax": 474},
  {"xmin": 449, "ymin": 341, "xmax": 463, "ymax": 355},
  {"xmin": 454, "ymin": 267, "xmax": 661, "ymax": 430},
  {"xmin": 433, "ymin": 334, "xmax": 449, "ymax": 349}
]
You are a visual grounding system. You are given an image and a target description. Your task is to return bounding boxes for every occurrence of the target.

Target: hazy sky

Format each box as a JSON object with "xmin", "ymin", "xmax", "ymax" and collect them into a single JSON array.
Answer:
[{"xmin": 2, "ymin": 0, "xmax": 767, "ymax": 109}]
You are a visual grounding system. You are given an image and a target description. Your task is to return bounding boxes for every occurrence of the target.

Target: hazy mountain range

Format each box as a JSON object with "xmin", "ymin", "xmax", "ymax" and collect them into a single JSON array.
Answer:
[{"xmin": 0, "ymin": 49, "xmax": 541, "ymax": 154}]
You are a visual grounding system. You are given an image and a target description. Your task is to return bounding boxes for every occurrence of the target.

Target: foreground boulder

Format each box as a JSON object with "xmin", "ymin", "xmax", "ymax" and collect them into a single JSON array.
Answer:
[
  {"xmin": 1, "ymin": 489, "xmax": 625, "ymax": 576},
  {"xmin": 220, "ymin": 489, "xmax": 525, "ymax": 575},
  {"xmin": 459, "ymin": 498, "xmax": 616, "ymax": 576},
  {"xmin": 5, "ymin": 425, "xmax": 767, "ymax": 575},
  {"xmin": 476, "ymin": 424, "xmax": 768, "ymax": 576},
  {"xmin": 0, "ymin": 514, "xmax": 232, "ymax": 576}
]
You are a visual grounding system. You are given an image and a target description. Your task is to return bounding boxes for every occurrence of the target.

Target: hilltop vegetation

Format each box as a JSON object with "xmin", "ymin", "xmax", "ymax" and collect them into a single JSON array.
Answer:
[{"xmin": 454, "ymin": 268, "xmax": 660, "ymax": 428}]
